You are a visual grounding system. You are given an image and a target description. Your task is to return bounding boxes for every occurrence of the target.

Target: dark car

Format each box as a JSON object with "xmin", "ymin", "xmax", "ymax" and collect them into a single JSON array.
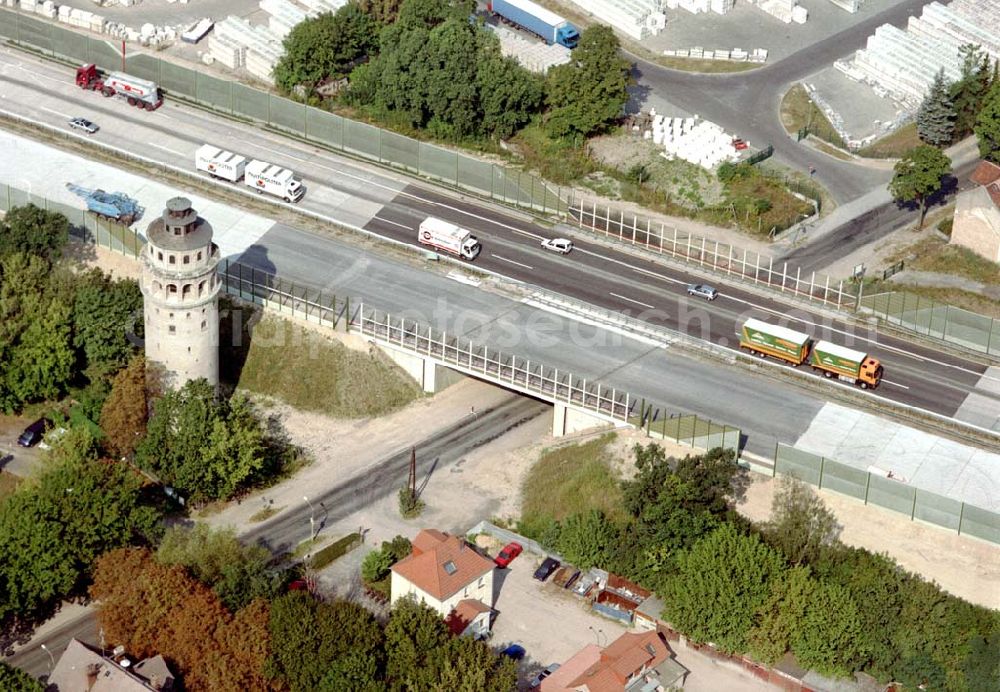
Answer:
[
  {"xmin": 494, "ymin": 541, "xmax": 523, "ymax": 568},
  {"xmin": 17, "ymin": 418, "xmax": 52, "ymax": 448},
  {"xmin": 533, "ymin": 557, "xmax": 561, "ymax": 582},
  {"xmin": 500, "ymin": 644, "xmax": 526, "ymax": 661},
  {"xmin": 530, "ymin": 663, "xmax": 561, "ymax": 688}
]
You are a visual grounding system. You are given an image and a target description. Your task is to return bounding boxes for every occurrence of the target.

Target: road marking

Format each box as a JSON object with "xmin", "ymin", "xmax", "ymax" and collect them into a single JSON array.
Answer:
[
  {"xmin": 609, "ymin": 292, "xmax": 655, "ymax": 310},
  {"xmin": 147, "ymin": 142, "xmax": 185, "ymax": 157},
  {"xmin": 40, "ymin": 106, "xmax": 69, "ymax": 118},
  {"xmin": 491, "ymin": 254, "xmax": 533, "ymax": 270},
  {"xmin": 374, "ymin": 216, "xmax": 412, "ymax": 231},
  {"xmin": 881, "ymin": 379, "xmax": 910, "ymax": 390}
]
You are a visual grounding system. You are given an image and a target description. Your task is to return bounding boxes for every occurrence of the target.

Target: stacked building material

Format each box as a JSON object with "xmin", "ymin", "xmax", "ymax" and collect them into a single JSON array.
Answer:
[
  {"xmin": 648, "ymin": 114, "xmax": 741, "ymax": 170},
  {"xmin": 568, "ymin": 0, "xmax": 666, "ymax": 41},
  {"xmin": 485, "ymin": 24, "xmax": 571, "ymax": 74}
]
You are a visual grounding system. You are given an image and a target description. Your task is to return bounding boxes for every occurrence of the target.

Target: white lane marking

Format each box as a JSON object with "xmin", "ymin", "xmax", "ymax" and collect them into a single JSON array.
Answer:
[
  {"xmin": 41, "ymin": 105, "xmax": 69, "ymax": 118},
  {"xmin": 147, "ymin": 142, "xmax": 185, "ymax": 157},
  {"xmin": 882, "ymin": 380, "xmax": 910, "ymax": 389},
  {"xmin": 374, "ymin": 216, "xmax": 412, "ymax": 231},
  {"xmin": 609, "ymin": 292, "xmax": 655, "ymax": 310},
  {"xmin": 491, "ymin": 254, "xmax": 533, "ymax": 270}
]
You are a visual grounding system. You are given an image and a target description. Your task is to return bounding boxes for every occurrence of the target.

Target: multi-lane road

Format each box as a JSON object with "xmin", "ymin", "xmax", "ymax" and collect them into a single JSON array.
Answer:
[{"xmin": 1, "ymin": 46, "xmax": 997, "ymax": 436}]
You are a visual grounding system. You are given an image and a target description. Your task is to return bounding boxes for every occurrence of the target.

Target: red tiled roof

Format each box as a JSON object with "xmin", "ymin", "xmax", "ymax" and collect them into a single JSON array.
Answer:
[
  {"xmin": 544, "ymin": 631, "xmax": 671, "ymax": 692},
  {"xmin": 970, "ymin": 160, "xmax": 1000, "ymax": 187},
  {"xmin": 391, "ymin": 529, "xmax": 494, "ymax": 601},
  {"xmin": 445, "ymin": 598, "xmax": 491, "ymax": 636}
]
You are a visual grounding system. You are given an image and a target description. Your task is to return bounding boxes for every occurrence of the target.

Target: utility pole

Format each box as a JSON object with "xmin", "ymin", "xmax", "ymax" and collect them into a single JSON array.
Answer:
[{"xmin": 408, "ymin": 447, "xmax": 416, "ymax": 501}]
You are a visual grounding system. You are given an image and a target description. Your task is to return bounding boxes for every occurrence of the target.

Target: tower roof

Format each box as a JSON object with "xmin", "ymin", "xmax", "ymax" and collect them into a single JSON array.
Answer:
[{"xmin": 146, "ymin": 197, "xmax": 214, "ymax": 251}]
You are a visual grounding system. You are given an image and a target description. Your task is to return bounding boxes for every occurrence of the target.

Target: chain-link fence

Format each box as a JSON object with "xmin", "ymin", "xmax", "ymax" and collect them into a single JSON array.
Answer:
[
  {"xmin": 860, "ymin": 291, "xmax": 1000, "ymax": 357},
  {"xmin": 0, "ymin": 7, "xmax": 569, "ymax": 215},
  {"xmin": 773, "ymin": 444, "xmax": 1000, "ymax": 544}
]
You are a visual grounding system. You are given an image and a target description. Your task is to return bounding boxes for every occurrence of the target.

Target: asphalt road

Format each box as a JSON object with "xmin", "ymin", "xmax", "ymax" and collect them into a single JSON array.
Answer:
[
  {"xmin": 630, "ymin": 0, "xmax": 930, "ymax": 203},
  {"xmin": 3, "ymin": 608, "xmax": 99, "ymax": 680}
]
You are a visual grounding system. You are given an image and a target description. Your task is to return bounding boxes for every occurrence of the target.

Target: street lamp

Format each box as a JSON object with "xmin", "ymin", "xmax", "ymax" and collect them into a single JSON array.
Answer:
[
  {"xmin": 40, "ymin": 643, "xmax": 55, "ymax": 675},
  {"xmin": 303, "ymin": 495, "xmax": 315, "ymax": 542},
  {"xmin": 588, "ymin": 626, "xmax": 605, "ymax": 647}
]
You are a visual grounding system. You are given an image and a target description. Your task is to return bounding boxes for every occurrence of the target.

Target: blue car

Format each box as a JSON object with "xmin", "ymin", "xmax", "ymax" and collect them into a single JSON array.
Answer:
[{"xmin": 500, "ymin": 644, "xmax": 526, "ymax": 661}]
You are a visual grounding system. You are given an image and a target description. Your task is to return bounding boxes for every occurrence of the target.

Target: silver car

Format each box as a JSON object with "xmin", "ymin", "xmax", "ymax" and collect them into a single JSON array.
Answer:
[
  {"xmin": 69, "ymin": 117, "xmax": 99, "ymax": 134},
  {"xmin": 687, "ymin": 283, "xmax": 718, "ymax": 300},
  {"xmin": 541, "ymin": 238, "xmax": 573, "ymax": 254}
]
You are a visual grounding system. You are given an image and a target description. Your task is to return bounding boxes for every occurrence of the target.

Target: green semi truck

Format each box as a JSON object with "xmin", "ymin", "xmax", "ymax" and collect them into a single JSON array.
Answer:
[{"xmin": 739, "ymin": 318, "xmax": 883, "ymax": 389}]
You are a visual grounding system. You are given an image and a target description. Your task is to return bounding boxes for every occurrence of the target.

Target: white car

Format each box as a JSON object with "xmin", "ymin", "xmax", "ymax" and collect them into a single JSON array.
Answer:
[
  {"xmin": 541, "ymin": 238, "xmax": 573, "ymax": 254},
  {"xmin": 69, "ymin": 117, "xmax": 99, "ymax": 134}
]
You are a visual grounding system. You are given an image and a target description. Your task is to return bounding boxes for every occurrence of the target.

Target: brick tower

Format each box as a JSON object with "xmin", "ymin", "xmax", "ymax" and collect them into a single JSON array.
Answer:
[{"xmin": 140, "ymin": 197, "xmax": 220, "ymax": 389}]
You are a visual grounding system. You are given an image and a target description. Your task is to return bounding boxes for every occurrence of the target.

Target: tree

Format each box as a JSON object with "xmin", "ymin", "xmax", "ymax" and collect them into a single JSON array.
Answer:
[
  {"xmin": 361, "ymin": 548, "xmax": 395, "ymax": 585},
  {"xmin": 274, "ymin": 5, "xmax": 378, "ymax": 96},
  {"xmin": 424, "ymin": 636, "xmax": 518, "ymax": 692},
  {"xmin": 356, "ymin": 0, "xmax": 406, "ymax": 24},
  {"xmin": 950, "ymin": 44, "xmax": 993, "ymax": 139},
  {"xmin": 545, "ymin": 25, "xmax": 631, "ymax": 140},
  {"xmin": 0, "ymin": 662, "xmax": 42, "ymax": 692},
  {"xmin": 100, "ymin": 355, "xmax": 148, "ymax": 459},
  {"xmin": 383, "ymin": 597, "xmax": 450, "ymax": 687},
  {"xmin": 762, "ymin": 477, "xmax": 840, "ymax": 566},
  {"xmin": 662, "ymin": 524, "xmax": 787, "ymax": 654},
  {"xmin": 0, "ymin": 204, "xmax": 69, "ymax": 263},
  {"xmin": 974, "ymin": 80, "xmax": 1000, "ymax": 163},
  {"xmin": 888, "ymin": 145, "xmax": 952, "ymax": 228},
  {"xmin": 789, "ymin": 580, "xmax": 864, "ymax": 677},
  {"xmin": 555, "ymin": 510, "xmax": 619, "ymax": 569},
  {"xmin": 747, "ymin": 565, "xmax": 813, "ymax": 666},
  {"xmin": 475, "ymin": 36, "xmax": 543, "ymax": 141},
  {"xmin": 71, "ymin": 270, "xmax": 142, "ymax": 380},
  {"xmin": 917, "ymin": 69, "xmax": 956, "ymax": 146}
]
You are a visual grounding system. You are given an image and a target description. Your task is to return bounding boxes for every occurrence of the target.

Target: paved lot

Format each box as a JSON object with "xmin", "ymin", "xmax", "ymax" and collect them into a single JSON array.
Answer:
[
  {"xmin": 52, "ymin": 0, "xmax": 260, "ymax": 28},
  {"xmin": 804, "ymin": 66, "xmax": 904, "ymax": 143}
]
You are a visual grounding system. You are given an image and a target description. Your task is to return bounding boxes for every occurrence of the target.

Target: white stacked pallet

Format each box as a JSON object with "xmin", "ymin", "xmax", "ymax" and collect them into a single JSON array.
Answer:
[
  {"xmin": 486, "ymin": 24, "xmax": 571, "ymax": 74},
  {"xmin": 569, "ymin": 0, "xmax": 665, "ymax": 41},
  {"xmin": 212, "ymin": 16, "xmax": 285, "ymax": 80},
  {"xmin": 917, "ymin": 2, "xmax": 1000, "ymax": 63},
  {"xmin": 208, "ymin": 33, "xmax": 246, "ymax": 69},
  {"xmin": 298, "ymin": 0, "xmax": 348, "ymax": 13},
  {"xmin": 246, "ymin": 44, "xmax": 282, "ymax": 82},
  {"xmin": 710, "ymin": 0, "xmax": 734, "ymax": 14},
  {"xmin": 650, "ymin": 115, "xmax": 739, "ymax": 170},
  {"xmin": 826, "ymin": 0, "xmax": 862, "ymax": 11},
  {"xmin": 852, "ymin": 24, "xmax": 960, "ymax": 108},
  {"xmin": 667, "ymin": 0, "xmax": 709, "ymax": 13},
  {"xmin": 260, "ymin": 0, "xmax": 310, "ymax": 39},
  {"xmin": 755, "ymin": 0, "xmax": 796, "ymax": 24}
]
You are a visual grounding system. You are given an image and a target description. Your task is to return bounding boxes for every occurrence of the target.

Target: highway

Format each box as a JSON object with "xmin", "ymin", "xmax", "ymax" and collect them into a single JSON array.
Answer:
[{"xmin": 0, "ymin": 46, "xmax": 997, "ymax": 436}]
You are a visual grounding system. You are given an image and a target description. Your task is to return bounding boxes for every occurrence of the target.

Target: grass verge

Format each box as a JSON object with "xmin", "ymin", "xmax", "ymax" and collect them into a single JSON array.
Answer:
[
  {"xmin": 0, "ymin": 471, "xmax": 22, "ymax": 503},
  {"xmin": 310, "ymin": 532, "xmax": 362, "ymax": 570},
  {"xmin": 889, "ymin": 236, "xmax": 1000, "ymax": 286},
  {"xmin": 249, "ymin": 505, "xmax": 283, "ymax": 523},
  {"xmin": 229, "ymin": 315, "xmax": 423, "ymax": 418},
  {"xmin": 520, "ymin": 433, "xmax": 625, "ymax": 531},
  {"xmin": 811, "ymin": 139, "xmax": 854, "ymax": 162},
  {"xmin": 874, "ymin": 282, "xmax": 1000, "ymax": 320},
  {"xmin": 779, "ymin": 84, "xmax": 846, "ymax": 149},
  {"xmin": 857, "ymin": 123, "xmax": 920, "ymax": 159}
]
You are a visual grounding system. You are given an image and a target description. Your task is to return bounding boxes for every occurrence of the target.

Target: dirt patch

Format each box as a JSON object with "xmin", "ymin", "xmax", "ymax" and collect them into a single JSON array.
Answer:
[{"xmin": 64, "ymin": 241, "xmax": 141, "ymax": 281}]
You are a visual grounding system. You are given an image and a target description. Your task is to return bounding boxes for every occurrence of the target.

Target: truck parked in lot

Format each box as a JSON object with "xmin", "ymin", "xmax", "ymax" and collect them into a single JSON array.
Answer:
[
  {"xmin": 488, "ymin": 0, "xmax": 579, "ymax": 48},
  {"xmin": 244, "ymin": 160, "xmax": 305, "ymax": 203},
  {"xmin": 738, "ymin": 318, "xmax": 883, "ymax": 389},
  {"xmin": 75, "ymin": 63, "xmax": 163, "ymax": 110},
  {"xmin": 418, "ymin": 217, "xmax": 481, "ymax": 260},
  {"xmin": 196, "ymin": 144, "xmax": 247, "ymax": 183}
]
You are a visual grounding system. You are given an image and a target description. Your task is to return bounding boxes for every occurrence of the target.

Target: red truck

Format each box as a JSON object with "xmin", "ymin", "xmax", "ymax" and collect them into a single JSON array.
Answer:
[{"xmin": 75, "ymin": 63, "xmax": 163, "ymax": 111}]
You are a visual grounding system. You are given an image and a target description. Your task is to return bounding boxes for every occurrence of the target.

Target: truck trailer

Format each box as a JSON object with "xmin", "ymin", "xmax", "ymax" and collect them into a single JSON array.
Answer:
[
  {"xmin": 244, "ymin": 160, "xmax": 305, "ymax": 203},
  {"xmin": 196, "ymin": 145, "xmax": 247, "ymax": 183},
  {"xmin": 738, "ymin": 318, "xmax": 810, "ymax": 365},
  {"xmin": 488, "ymin": 0, "xmax": 579, "ymax": 48},
  {"xmin": 809, "ymin": 341, "xmax": 883, "ymax": 389},
  {"xmin": 75, "ymin": 64, "xmax": 163, "ymax": 110},
  {"xmin": 418, "ymin": 217, "xmax": 481, "ymax": 260}
]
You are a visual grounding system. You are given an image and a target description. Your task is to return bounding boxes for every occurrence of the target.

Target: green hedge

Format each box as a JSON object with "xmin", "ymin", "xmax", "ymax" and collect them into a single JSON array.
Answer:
[{"xmin": 309, "ymin": 532, "xmax": 361, "ymax": 570}]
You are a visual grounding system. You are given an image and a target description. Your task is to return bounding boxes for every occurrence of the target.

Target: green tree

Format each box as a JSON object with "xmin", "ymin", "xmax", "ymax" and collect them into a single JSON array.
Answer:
[
  {"xmin": 790, "ymin": 580, "xmax": 864, "ymax": 677},
  {"xmin": 71, "ymin": 270, "xmax": 142, "ymax": 380},
  {"xmin": 747, "ymin": 566, "xmax": 813, "ymax": 666},
  {"xmin": 476, "ymin": 36, "xmax": 543, "ymax": 141},
  {"xmin": 274, "ymin": 4, "xmax": 378, "ymax": 96},
  {"xmin": 545, "ymin": 25, "xmax": 630, "ymax": 139},
  {"xmin": 917, "ymin": 69, "xmax": 956, "ymax": 146},
  {"xmin": 425, "ymin": 636, "xmax": 518, "ymax": 692},
  {"xmin": 383, "ymin": 597, "xmax": 450, "ymax": 687},
  {"xmin": 318, "ymin": 651, "xmax": 383, "ymax": 692},
  {"xmin": 974, "ymin": 80, "xmax": 1000, "ymax": 163},
  {"xmin": 950, "ymin": 44, "xmax": 993, "ymax": 138},
  {"xmin": 0, "ymin": 662, "xmax": 42, "ymax": 691},
  {"xmin": 0, "ymin": 204, "xmax": 69, "ymax": 263},
  {"xmin": 762, "ymin": 477, "xmax": 840, "ymax": 566},
  {"xmin": 99, "ymin": 355, "xmax": 148, "ymax": 460},
  {"xmin": 361, "ymin": 547, "xmax": 395, "ymax": 585},
  {"xmin": 662, "ymin": 524, "xmax": 787, "ymax": 654},
  {"xmin": 356, "ymin": 0, "xmax": 406, "ymax": 24},
  {"xmin": 889, "ymin": 144, "xmax": 952, "ymax": 228},
  {"xmin": 555, "ymin": 509, "xmax": 619, "ymax": 569}
]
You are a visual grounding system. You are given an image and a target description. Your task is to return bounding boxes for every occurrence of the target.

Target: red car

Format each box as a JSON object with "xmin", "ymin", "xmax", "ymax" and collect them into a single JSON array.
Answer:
[{"xmin": 494, "ymin": 542, "xmax": 523, "ymax": 568}]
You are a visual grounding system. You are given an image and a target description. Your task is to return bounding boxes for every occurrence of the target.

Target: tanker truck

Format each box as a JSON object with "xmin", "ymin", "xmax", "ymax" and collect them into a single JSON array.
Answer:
[
  {"xmin": 75, "ymin": 63, "xmax": 163, "ymax": 110},
  {"xmin": 809, "ymin": 341, "xmax": 883, "ymax": 389},
  {"xmin": 417, "ymin": 217, "xmax": 481, "ymax": 260}
]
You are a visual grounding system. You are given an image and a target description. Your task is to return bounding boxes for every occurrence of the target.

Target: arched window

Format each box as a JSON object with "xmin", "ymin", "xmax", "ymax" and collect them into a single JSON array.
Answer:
[
  {"xmin": 167, "ymin": 284, "xmax": 178, "ymax": 295},
  {"xmin": 182, "ymin": 284, "xmax": 193, "ymax": 298}
]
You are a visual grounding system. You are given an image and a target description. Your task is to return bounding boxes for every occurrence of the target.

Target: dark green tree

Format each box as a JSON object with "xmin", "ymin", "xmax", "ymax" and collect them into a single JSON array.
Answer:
[
  {"xmin": 383, "ymin": 597, "xmax": 451, "ymax": 687},
  {"xmin": 555, "ymin": 509, "xmax": 619, "ymax": 569},
  {"xmin": 356, "ymin": 0, "xmax": 406, "ymax": 25},
  {"xmin": 762, "ymin": 476, "xmax": 840, "ymax": 567},
  {"xmin": 789, "ymin": 580, "xmax": 864, "ymax": 677},
  {"xmin": 475, "ymin": 35, "xmax": 543, "ymax": 141},
  {"xmin": 950, "ymin": 44, "xmax": 993, "ymax": 138},
  {"xmin": 889, "ymin": 144, "xmax": 952, "ymax": 228},
  {"xmin": 545, "ymin": 25, "xmax": 630, "ymax": 140},
  {"xmin": 0, "ymin": 204, "xmax": 69, "ymax": 263},
  {"xmin": 425, "ymin": 635, "xmax": 519, "ymax": 692},
  {"xmin": 974, "ymin": 80, "xmax": 1000, "ymax": 163},
  {"xmin": 274, "ymin": 4, "xmax": 378, "ymax": 96},
  {"xmin": 0, "ymin": 662, "xmax": 42, "ymax": 692},
  {"xmin": 747, "ymin": 565, "xmax": 813, "ymax": 666},
  {"xmin": 71, "ymin": 270, "xmax": 142, "ymax": 380},
  {"xmin": 917, "ymin": 68, "xmax": 956, "ymax": 146}
]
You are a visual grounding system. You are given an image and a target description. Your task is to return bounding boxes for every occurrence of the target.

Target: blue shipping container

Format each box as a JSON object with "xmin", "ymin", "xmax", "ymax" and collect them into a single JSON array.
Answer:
[{"xmin": 488, "ymin": 0, "xmax": 579, "ymax": 48}]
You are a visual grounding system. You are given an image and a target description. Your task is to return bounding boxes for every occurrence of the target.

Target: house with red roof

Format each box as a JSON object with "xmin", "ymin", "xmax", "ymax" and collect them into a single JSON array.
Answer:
[
  {"xmin": 390, "ymin": 528, "xmax": 495, "ymax": 638},
  {"xmin": 951, "ymin": 160, "xmax": 1000, "ymax": 263},
  {"xmin": 540, "ymin": 630, "xmax": 686, "ymax": 692}
]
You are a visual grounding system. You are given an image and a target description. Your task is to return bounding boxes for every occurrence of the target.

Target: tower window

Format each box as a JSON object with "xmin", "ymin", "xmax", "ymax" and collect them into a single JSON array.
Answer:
[
  {"xmin": 169, "ymin": 255, "xmax": 176, "ymax": 264},
  {"xmin": 157, "ymin": 252, "xmax": 163, "ymax": 261},
  {"xmin": 183, "ymin": 255, "xmax": 190, "ymax": 265},
  {"xmin": 197, "ymin": 251, "xmax": 203, "ymax": 261},
  {"xmin": 201, "ymin": 320, "xmax": 207, "ymax": 329},
  {"xmin": 168, "ymin": 325, "xmax": 176, "ymax": 334}
]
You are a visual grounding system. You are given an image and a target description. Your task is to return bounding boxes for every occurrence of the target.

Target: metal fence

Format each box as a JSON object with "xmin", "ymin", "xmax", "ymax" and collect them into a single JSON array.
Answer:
[
  {"xmin": 773, "ymin": 444, "xmax": 1000, "ymax": 544},
  {"xmin": 0, "ymin": 6, "xmax": 568, "ymax": 215},
  {"xmin": 569, "ymin": 196, "xmax": 855, "ymax": 308},
  {"xmin": 860, "ymin": 291, "xmax": 1000, "ymax": 357}
]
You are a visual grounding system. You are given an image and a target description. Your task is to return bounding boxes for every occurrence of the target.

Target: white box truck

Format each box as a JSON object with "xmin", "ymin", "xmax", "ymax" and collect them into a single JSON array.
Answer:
[
  {"xmin": 195, "ymin": 144, "xmax": 247, "ymax": 183},
  {"xmin": 244, "ymin": 160, "xmax": 304, "ymax": 203},
  {"xmin": 418, "ymin": 217, "xmax": 481, "ymax": 260}
]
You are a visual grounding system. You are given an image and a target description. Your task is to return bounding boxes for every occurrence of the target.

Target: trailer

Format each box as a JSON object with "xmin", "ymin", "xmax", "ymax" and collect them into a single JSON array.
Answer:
[
  {"xmin": 418, "ymin": 217, "xmax": 481, "ymax": 260},
  {"xmin": 488, "ymin": 0, "xmax": 579, "ymax": 48},
  {"xmin": 196, "ymin": 144, "xmax": 247, "ymax": 183},
  {"xmin": 244, "ymin": 160, "xmax": 304, "ymax": 203},
  {"xmin": 66, "ymin": 183, "xmax": 142, "ymax": 225},
  {"xmin": 739, "ymin": 318, "xmax": 810, "ymax": 365},
  {"xmin": 75, "ymin": 64, "xmax": 163, "ymax": 110},
  {"xmin": 810, "ymin": 341, "xmax": 883, "ymax": 389}
]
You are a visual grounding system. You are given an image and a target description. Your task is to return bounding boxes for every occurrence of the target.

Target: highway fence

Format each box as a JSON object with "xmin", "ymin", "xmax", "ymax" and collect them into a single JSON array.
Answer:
[
  {"xmin": 568, "ymin": 196, "xmax": 855, "ymax": 308},
  {"xmin": 859, "ymin": 291, "xmax": 1000, "ymax": 357},
  {"xmin": 0, "ymin": 6, "xmax": 568, "ymax": 216},
  {"xmin": 773, "ymin": 444, "xmax": 1000, "ymax": 545}
]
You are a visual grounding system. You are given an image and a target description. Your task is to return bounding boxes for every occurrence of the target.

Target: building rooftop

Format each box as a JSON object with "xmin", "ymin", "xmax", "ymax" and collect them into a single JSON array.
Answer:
[
  {"xmin": 445, "ymin": 598, "xmax": 492, "ymax": 636},
  {"xmin": 541, "ymin": 631, "xmax": 678, "ymax": 692},
  {"xmin": 391, "ymin": 529, "xmax": 495, "ymax": 602},
  {"xmin": 47, "ymin": 639, "xmax": 175, "ymax": 692}
]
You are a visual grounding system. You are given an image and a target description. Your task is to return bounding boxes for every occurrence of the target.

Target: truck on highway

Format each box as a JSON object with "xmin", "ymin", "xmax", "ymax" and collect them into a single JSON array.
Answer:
[
  {"xmin": 488, "ymin": 0, "xmax": 580, "ymax": 48},
  {"xmin": 738, "ymin": 318, "xmax": 883, "ymax": 389},
  {"xmin": 75, "ymin": 63, "xmax": 163, "ymax": 110},
  {"xmin": 196, "ymin": 144, "xmax": 247, "ymax": 183},
  {"xmin": 418, "ymin": 217, "xmax": 481, "ymax": 260},
  {"xmin": 244, "ymin": 160, "xmax": 305, "ymax": 203},
  {"xmin": 809, "ymin": 341, "xmax": 883, "ymax": 389}
]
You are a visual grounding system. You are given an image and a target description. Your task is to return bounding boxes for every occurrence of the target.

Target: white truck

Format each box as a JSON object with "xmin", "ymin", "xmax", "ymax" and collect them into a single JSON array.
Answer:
[
  {"xmin": 195, "ymin": 144, "xmax": 247, "ymax": 183},
  {"xmin": 418, "ymin": 217, "xmax": 481, "ymax": 260},
  {"xmin": 244, "ymin": 160, "xmax": 305, "ymax": 203}
]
